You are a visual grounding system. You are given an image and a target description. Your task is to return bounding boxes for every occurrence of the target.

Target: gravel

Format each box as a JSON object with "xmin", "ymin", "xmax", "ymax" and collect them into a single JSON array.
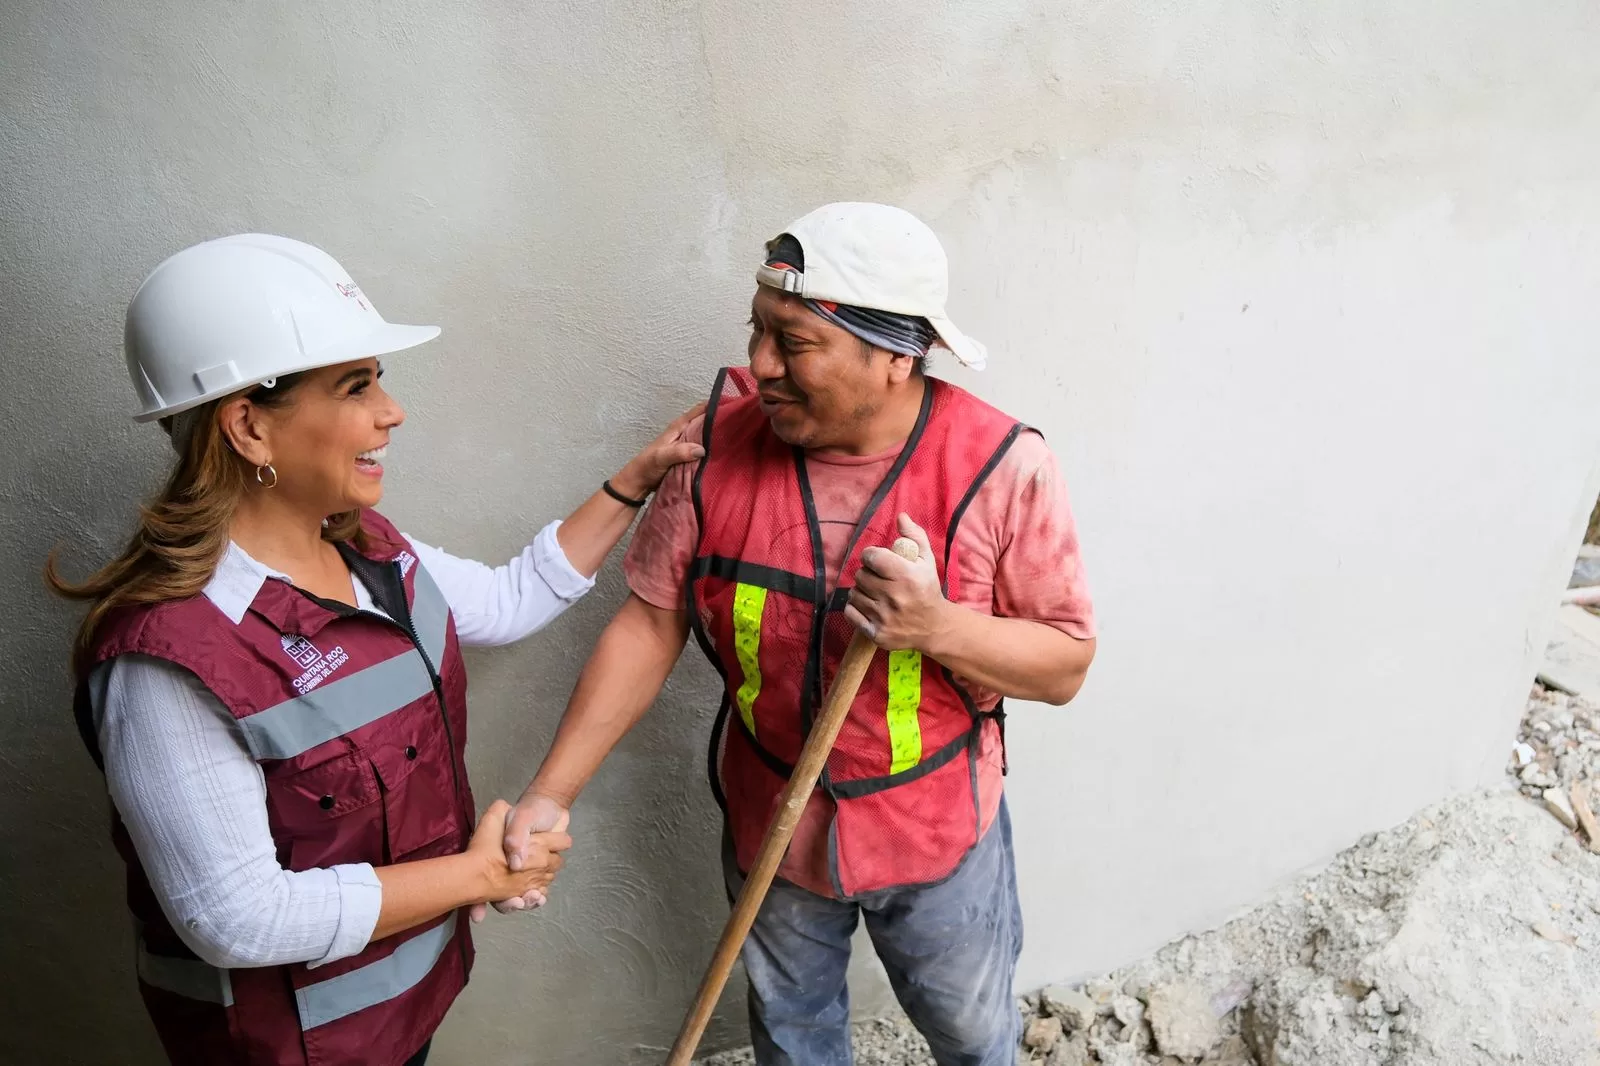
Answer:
[{"xmin": 700, "ymin": 683, "xmax": 1600, "ymax": 1065}]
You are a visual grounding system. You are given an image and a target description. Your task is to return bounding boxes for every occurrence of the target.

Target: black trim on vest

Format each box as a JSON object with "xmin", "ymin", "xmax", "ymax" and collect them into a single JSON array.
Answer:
[
  {"xmin": 688, "ymin": 556, "xmax": 818, "ymax": 602},
  {"xmin": 690, "ymin": 370, "xmax": 737, "ymax": 808},
  {"xmin": 687, "ymin": 369, "xmax": 730, "ymax": 677},
  {"xmin": 827, "ymin": 728, "xmax": 972, "ymax": 798},
  {"xmin": 335, "ymin": 545, "xmax": 404, "ymax": 617},
  {"xmin": 792, "ymin": 452, "xmax": 829, "ymax": 745},
  {"xmin": 730, "ymin": 708, "xmax": 802, "ymax": 781},
  {"xmin": 707, "ymin": 696, "xmax": 730, "ymax": 814},
  {"xmin": 941, "ymin": 423, "xmax": 1025, "ymax": 596},
  {"xmin": 991, "ymin": 702, "xmax": 1008, "ymax": 775},
  {"xmin": 952, "ymin": 680, "xmax": 1008, "ymax": 823},
  {"xmin": 299, "ymin": 591, "xmax": 359, "ymax": 617},
  {"xmin": 934, "ymin": 422, "xmax": 1025, "ymax": 782},
  {"xmin": 837, "ymin": 379, "xmax": 935, "ymax": 569}
]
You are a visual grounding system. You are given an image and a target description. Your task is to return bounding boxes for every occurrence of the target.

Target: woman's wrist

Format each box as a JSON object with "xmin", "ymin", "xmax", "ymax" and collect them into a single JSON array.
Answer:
[
  {"xmin": 608, "ymin": 463, "xmax": 651, "ymax": 503},
  {"xmin": 455, "ymin": 851, "xmax": 501, "ymax": 906}
]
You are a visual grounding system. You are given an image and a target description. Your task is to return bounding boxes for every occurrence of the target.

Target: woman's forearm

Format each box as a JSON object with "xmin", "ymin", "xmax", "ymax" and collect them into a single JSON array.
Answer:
[
  {"xmin": 370, "ymin": 853, "xmax": 490, "ymax": 941},
  {"xmin": 554, "ymin": 482, "xmax": 644, "ymax": 578},
  {"xmin": 555, "ymin": 405, "xmax": 707, "ymax": 577}
]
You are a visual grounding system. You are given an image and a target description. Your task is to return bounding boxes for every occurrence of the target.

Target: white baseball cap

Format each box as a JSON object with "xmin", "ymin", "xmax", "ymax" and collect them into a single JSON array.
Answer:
[{"xmin": 755, "ymin": 202, "xmax": 988, "ymax": 370}]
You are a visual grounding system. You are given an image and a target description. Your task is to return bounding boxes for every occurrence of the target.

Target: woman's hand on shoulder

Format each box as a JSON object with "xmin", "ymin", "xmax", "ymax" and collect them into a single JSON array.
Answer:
[{"xmin": 609, "ymin": 403, "xmax": 707, "ymax": 500}]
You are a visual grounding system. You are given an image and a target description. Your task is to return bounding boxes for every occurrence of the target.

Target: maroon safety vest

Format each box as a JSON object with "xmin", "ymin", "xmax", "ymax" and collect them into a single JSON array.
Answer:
[
  {"xmin": 688, "ymin": 367, "xmax": 1024, "ymax": 897},
  {"xmin": 74, "ymin": 510, "xmax": 475, "ymax": 1066}
]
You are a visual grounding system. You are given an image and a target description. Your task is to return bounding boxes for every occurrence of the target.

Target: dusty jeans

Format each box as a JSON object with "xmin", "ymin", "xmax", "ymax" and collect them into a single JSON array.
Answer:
[{"xmin": 721, "ymin": 801, "xmax": 1023, "ymax": 1066}]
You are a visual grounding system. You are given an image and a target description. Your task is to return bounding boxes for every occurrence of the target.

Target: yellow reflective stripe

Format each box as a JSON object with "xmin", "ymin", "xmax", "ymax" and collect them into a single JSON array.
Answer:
[
  {"xmin": 886, "ymin": 649, "xmax": 923, "ymax": 774},
  {"xmin": 732, "ymin": 583, "xmax": 768, "ymax": 735}
]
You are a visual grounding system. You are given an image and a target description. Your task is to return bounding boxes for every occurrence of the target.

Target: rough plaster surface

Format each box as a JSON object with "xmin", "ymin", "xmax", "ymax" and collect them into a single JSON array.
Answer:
[{"xmin": 3, "ymin": 2, "xmax": 1600, "ymax": 1063}]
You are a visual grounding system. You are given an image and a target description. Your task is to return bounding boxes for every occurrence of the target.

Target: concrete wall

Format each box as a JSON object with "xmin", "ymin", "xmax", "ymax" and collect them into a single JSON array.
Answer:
[{"xmin": 4, "ymin": 1, "xmax": 1600, "ymax": 1062}]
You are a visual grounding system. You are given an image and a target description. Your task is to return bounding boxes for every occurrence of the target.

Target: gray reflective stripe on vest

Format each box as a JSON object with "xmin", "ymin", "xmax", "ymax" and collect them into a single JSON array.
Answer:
[
  {"xmin": 296, "ymin": 916, "xmax": 456, "ymax": 1030},
  {"xmin": 238, "ymin": 651, "xmax": 433, "ymax": 760},
  {"xmin": 410, "ymin": 561, "xmax": 450, "ymax": 670},
  {"xmin": 137, "ymin": 941, "xmax": 234, "ymax": 1007}
]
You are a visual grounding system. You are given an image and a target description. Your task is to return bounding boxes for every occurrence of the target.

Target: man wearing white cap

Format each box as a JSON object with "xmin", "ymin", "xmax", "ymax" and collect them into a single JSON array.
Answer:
[{"xmin": 506, "ymin": 203, "xmax": 1097, "ymax": 1064}]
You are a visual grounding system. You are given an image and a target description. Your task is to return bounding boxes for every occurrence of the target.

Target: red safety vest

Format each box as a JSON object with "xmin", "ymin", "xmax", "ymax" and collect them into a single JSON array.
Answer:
[
  {"xmin": 689, "ymin": 367, "xmax": 1025, "ymax": 897},
  {"xmin": 74, "ymin": 510, "xmax": 474, "ymax": 1066}
]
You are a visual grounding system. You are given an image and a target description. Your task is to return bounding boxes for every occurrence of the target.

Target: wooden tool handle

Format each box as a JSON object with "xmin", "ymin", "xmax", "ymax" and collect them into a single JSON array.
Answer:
[{"xmin": 665, "ymin": 536, "xmax": 920, "ymax": 1065}]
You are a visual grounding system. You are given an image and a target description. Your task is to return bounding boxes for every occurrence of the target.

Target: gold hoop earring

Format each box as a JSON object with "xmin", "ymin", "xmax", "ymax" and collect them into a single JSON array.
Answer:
[{"xmin": 256, "ymin": 463, "xmax": 278, "ymax": 489}]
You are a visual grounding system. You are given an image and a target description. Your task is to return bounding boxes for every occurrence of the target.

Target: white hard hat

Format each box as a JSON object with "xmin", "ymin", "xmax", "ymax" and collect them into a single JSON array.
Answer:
[
  {"xmin": 124, "ymin": 233, "xmax": 441, "ymax": 422},
  {"xmin": 755, "ymin": 202, "xmax": 987, "ymax": 371}
]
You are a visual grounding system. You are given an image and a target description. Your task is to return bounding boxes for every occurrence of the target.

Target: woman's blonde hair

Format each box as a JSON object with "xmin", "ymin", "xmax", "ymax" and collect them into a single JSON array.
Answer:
[{"xmin": 47, "ymin": 374, "xmax": 371, "ymax": 674}]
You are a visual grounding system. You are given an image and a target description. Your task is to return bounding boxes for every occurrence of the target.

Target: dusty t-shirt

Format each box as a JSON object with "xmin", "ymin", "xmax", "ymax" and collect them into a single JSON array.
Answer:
[{"xmin": 624, "ymin": 406, "xmax": 1095, "ymax": 896}]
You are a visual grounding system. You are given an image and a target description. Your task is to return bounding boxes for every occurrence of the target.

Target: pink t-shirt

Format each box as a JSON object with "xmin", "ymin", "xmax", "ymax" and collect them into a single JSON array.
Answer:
[{"xmin": 624, "ymin": 409, "xmax": 1095, "ymax": 895}]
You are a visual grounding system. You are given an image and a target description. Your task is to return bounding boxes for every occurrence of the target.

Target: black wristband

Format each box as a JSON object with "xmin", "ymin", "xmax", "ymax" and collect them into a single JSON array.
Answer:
[{"xmin": 602, "ymin": 479, "xmax": 649, "ymax": 508}]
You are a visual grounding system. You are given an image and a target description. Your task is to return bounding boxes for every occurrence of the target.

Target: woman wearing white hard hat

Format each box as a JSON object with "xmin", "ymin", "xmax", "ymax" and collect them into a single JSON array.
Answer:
[{"xmin": 48, "ymin": 233, "xmax": 702, "ymax": 1066}]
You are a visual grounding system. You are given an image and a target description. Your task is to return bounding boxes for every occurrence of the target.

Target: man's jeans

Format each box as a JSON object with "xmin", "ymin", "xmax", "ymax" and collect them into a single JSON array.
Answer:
[{"xmin": 721, "ymin": 801, "xmax": 1022, "ymax": 1066}]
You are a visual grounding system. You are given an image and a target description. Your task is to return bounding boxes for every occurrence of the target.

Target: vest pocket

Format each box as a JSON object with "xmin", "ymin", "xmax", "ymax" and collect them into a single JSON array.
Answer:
[
  {"xmin": 265, "ymin": 750, "xmax": 384, "ymax": 872},
  {"xmin": 371, "ymin": 716, "xmax": 459, "ymax": 863}
]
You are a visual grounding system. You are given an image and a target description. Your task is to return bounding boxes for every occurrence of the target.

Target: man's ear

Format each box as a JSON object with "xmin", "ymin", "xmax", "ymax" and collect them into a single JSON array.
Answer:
[{"xmin": 886, "ymin": 352, "xmax": 921, "ymax": 385}]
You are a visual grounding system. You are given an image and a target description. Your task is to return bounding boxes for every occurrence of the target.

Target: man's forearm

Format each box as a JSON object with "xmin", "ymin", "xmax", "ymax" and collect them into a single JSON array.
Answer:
[
  {"xmin": 528, "ymin": 594, "xmax": 690, "ymax": 806},
  {"xmin": 923, "ymin": 606, "xmax": 1095, "ymax": 706}
]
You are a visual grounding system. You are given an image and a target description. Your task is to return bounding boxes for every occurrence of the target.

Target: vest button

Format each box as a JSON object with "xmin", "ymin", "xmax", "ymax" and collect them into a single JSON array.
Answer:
[
  {"xmin": 319, "ymin": 795, "xmax": 335, "ymax": 810},
  {"xmin": 405, "ymin": 746, "xmax": 418, "ymax": 760}
]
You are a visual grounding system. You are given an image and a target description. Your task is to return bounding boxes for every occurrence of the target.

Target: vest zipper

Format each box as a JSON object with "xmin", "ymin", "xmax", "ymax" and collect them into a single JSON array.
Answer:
[
  {"xmin": 380, "ymin": 561, "xmax": 473, "ymax": 979},
  {"xmin": 320, "ymin": 551, "xmax": 473, "ymax": 978},
  {"xmin": 308, "ymin": 571, "xmax": 469, "ymax": 837}
]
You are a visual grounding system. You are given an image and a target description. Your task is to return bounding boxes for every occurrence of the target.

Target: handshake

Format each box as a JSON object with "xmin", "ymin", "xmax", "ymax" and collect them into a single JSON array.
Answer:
[{"xmin": 463, "ymin": 791, "xmax": 572, "ymax": 924}]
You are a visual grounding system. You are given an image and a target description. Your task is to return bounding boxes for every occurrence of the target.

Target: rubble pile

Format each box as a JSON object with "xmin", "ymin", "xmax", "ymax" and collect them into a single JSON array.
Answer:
[
  {"xmin": 701, "ymin": 684, "xmax": 1600, "ymax": 1066},
  {"xmin": 1511, "ymin": 684, "xmax": 1600, "ymax": 835},
  {"xmin": 1013, "ymin": 685, "xmax": 1600, "ymax": 1066}
]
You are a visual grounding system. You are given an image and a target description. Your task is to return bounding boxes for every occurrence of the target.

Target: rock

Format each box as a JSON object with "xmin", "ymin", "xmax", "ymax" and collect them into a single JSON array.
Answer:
[
  {"xmin": 1572, "ymin": 553, "xmax": 1600, "ymax": 588},
  {"xmin": 1202, "ymin": 1035, "xmax": 1253, "ymax": 1066},
  {"xmin": 1521, "ymin": 763, "xmax": 1555, "ymax": 788},
  {"xmin": 1024, "ymin": 1015, "xmax": 1064, "ymax": 1051},
  {"xmin": 1089, "ymin": 1038, "xmax": 1143, "ymax": 1066},
  {"xmin": 1532, "ymin": 920, "xmax": 1577, "ymax": 946},
  {"xmin": 1512, "ymin": 742, "xmax": 1537, "ymax": 768},
  {"xmin": 1358, "ymin": 990, "xmax": 1387, "ymax": 1031},
  {"xmin": 1086, "ymin": 978, "xmax": 1119, "ymax": 1012},
  {"xmin": 1544, "ymin": 788, "xmax": 1579, "ymax": 830},
  {"xmin": 1111, "ymin": 994, "xmax": 1145, "ymax": 1030},
  {"xmin": 1044, "ymin": 1034, "xmax": 1091, "ymax": 1066},
  {"xmin": 1121, "ymin": 977, "xmax": 1154, "ymax": 1002},
  {"xmin": 1040, "ymin": 986, "xmax": 1098, "ymax": 1033},
  {"xmin": 1147, "ymin": 981, "xmax": 1223, "ymax": 1060},
  {"xmin": 1209, "ymin": 976, "xmax": 1254, "ymax": 1018}
]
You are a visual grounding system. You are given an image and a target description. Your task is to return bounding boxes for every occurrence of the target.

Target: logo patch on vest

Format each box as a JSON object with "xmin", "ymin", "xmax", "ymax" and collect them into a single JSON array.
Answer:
[
  {"xmin": 281, "ymin": 634, "xmax": 349, "ymax": 693},
  {"xmin": 396, "ymin": 550, "xmax": 417, "ymax": 576}
]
